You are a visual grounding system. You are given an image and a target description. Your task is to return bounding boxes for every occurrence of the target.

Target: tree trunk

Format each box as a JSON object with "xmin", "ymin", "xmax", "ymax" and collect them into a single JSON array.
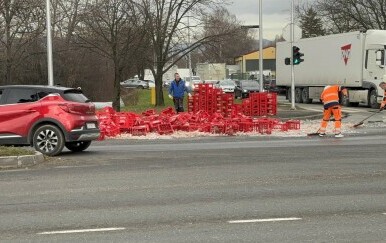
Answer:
[
  {"xmin": 4, "ymin": 0, "xmax": 12, "ymax": 85},
  {"xmin": 155, "ymin": 71, "xmax": 164, "ymax": 106},
  {"xmin": 112, "ymin": 60, "xmax": 121, "ymax": 111}
]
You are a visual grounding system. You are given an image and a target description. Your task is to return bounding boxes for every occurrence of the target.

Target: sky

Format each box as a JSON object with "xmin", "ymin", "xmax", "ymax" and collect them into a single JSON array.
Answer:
[{"xmin": 226, "ymin": 0, "xmax": 303, "ymax": 40}]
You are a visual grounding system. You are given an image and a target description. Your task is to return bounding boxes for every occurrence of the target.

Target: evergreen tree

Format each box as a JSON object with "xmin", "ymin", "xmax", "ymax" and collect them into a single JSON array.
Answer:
[{"xmin": 299, "ymin": 7, "xmax": 325, "ymax": 38}]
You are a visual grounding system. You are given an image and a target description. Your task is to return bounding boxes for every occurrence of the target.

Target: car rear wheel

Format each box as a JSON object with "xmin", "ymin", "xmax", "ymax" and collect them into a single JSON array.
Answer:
[
  {"xmin": 65, "ymin": 141, "xmax": 92, "ymax": 152},
  {"xmin": 33, "ymin": 125, "xmax": 65, "ymax": 156}
]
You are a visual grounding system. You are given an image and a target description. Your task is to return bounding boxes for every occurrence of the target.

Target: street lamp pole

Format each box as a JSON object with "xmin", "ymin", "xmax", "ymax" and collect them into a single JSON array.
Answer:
[
  {"xmin": 188, "ymin": 16, "xmax": 192, "ymax": 83},
  {"xmin": 46, "ymin": 0, "xmax": 54, "ymax": 86},
  {"xmin": 290, "ymin": 0, "xmax": 296, "ymax": 110},
  {"xmin": 259, "ymin": 0, "xmax": 264, "ymax": 92}
]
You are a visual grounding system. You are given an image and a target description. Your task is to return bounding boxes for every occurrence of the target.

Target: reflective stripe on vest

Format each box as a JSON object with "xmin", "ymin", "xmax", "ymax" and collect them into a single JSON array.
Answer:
[{"xmin": 321, "ymin": 85, "xmax": 340, "ymax": 105}]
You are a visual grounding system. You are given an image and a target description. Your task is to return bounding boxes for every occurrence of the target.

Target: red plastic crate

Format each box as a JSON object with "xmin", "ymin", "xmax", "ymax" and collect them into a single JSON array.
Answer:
[
  {"xmin": 273, "ymin": 122, "xmax": 289, "ymax": 131},
  {"xmin": 258, "ymin": 120, "xmax": 272, "ymax": 134},
  {"xmin": 286, "ymin": 120, "xmax": 301, "ymax": 130},
  {"xmin": 130, "ymin": 125, "xmax": 149, "ymax": 136},
  {"xmin": 157, "ymin": 123, "xmax": 174, "ymax": 135}
]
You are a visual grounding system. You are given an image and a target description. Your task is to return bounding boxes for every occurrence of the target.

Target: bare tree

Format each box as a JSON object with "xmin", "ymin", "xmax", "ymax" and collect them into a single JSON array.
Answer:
[
  {"xmin": 301, "ymin": 0, "xmax": 386, "ymax": 34},
  {"xmin": 198, "ymin": 7, "xmax": 256, "ymax": 64},
  {"xmin": 78, "ymin": 0, "xmax": 146, "ymax": 111},
  {"xmin": 0, "ymin": 0, "xmax": 45, "ymax": 85},
  {"xmin": 50, "ymin": 0, "xmax": 82, "ymax": 87},
  {"xmin": 138, "ymin": 0, "xmax": 240, "ymax": 106}
]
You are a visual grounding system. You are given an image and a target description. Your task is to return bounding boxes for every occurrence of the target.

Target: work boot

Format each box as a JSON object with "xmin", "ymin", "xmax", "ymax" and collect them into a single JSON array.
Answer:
[{"xmin": 335, "ymin": 133, "xmax": 344, "ymax": 138}]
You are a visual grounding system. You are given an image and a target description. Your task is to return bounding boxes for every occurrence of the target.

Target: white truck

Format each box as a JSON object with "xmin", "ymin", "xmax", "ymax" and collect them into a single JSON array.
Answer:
[{"xmin": 276, "ymin": 30, "xmax": 386, "ymax": 108}]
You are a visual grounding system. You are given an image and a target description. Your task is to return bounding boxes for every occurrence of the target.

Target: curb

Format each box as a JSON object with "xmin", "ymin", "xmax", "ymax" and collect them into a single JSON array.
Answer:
[{"xmin": 0, "ymin": 152, "xmax": 44, "ymax": 169}]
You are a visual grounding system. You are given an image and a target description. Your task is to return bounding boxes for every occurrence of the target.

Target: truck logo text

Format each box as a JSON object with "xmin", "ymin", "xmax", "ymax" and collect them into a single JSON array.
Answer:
[{"xmin": 341, "ymin": 44, "xmax": 352, "ymax": 65}]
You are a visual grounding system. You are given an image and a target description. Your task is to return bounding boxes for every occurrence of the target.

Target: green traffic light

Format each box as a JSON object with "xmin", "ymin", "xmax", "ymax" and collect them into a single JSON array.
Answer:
[{"xmin": 292, "ymin": 46, "xmax": 304, "ymax": 65}]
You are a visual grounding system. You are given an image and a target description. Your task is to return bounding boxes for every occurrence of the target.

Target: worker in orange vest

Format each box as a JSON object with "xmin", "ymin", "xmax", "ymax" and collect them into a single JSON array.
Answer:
[
  {"xmin": 318, "ymin": 85, "xmax": 348, "ymax": 138},
  {"xmin": 380, "ymin": 82, "xmax": 386, "ymax": 110}
]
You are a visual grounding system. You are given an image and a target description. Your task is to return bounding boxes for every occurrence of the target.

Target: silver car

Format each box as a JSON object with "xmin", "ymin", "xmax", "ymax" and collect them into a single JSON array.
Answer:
[
  {"xmin": 215, "ymin": 80, "xmax": 236, "ymax": 93},
  {"xmin": 120, "ymin": 79, "xmax": 149, "ymax": 89}
]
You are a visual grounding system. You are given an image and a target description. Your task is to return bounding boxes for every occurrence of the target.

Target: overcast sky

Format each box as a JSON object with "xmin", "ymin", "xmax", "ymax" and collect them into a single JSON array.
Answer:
[{"xmin": 226, "ymin": 0, "xmax": 302, "ymax": 40}]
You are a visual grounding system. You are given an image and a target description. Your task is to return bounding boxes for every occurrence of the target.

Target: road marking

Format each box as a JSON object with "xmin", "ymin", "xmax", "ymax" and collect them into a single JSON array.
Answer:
[
  {"xmin": 37, "ymin": 227, "xmax": 125, "ymax": 235},
  {"xmin": 54, "ymin": 165, "xmax": 98, "ymax": 169},
  {"xmin": 382, "ymin": 213, "xmax": 386, "ymax": 215},
  {"xmin": 0, "ymin": 169, "xmax": 30, "ymax": 173},
  {"xmin": 228, "ymin": 217, "xmax": 302, "ymax": 224}
]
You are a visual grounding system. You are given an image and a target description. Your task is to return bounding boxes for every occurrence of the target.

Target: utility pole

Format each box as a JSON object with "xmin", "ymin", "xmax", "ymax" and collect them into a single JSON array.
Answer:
[
  {"xmin": 188, "ymin": 16, "xmax": 192, "ymax": 85},
  {"xmin": 259, "ymin": 0, "xmax": 264, "ymax": 92},
  {"xmin": 290, "ymin": 0, "xmax": 296, "ymax": 110},
  {"xmin": 46, "ymin": 0, "xmax": 54, "ymax": 86}
]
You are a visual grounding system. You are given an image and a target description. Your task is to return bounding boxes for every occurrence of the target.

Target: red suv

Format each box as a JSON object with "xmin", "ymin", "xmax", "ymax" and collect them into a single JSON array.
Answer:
[{"xmin": 0, "ymin": 85, "xmax": 100, "ymax": 156}]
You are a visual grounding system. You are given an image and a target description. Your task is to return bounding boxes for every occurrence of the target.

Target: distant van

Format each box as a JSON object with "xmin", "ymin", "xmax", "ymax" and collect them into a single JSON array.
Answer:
[{"xmin": 184, "ymin": 76, "xmax": 202, "ymax": 87}]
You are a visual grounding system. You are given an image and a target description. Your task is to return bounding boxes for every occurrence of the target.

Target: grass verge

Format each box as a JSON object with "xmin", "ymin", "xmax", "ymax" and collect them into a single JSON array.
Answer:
[
  {"xmin": 0, "ymin": 146, "xmax": 35, "ymax": 157},
  {"xmin": 122, "ymin": 89, "xmax": 187, "ymax": 113}
]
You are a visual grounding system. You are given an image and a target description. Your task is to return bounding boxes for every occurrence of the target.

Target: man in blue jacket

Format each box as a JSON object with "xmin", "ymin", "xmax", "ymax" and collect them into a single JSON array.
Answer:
[{"xmin": 168, "ymin": 73, "xmax": 191, "ymax": 113}]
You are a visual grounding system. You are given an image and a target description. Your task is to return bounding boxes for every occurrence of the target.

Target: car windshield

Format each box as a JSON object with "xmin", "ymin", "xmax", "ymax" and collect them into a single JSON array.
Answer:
[
  {"xmin": 241, "ymin": 80, "xmax": 259, "ymax": 88},
  {"xmin": 220, "ymin": 80, "xmax": 234, "ymax": 86},
  {"xmin": 63, "ymin": 90, "xmax": 90, "ymax": 103}
]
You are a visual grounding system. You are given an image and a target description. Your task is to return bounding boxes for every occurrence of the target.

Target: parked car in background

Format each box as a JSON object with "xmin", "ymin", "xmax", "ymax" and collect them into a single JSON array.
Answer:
[
  {"xmin": 234, "ymin": 80, "xmax": 260, "ymax": 99},
  {"xmin": 263, "ymin": 78, "xmax": 284, "ymax": 94},
  {"xmin": 144, "ymin": 80, "xmax": 155, "ymax": 88},
  {"xmin": 120, "ymin": 79, "xmax": 149, "ymax": 89},
  {"xmin": 184, "ymin": 76, "xmax": 202, "ymax": 87},
  {"xmin": 163, "ymin": 80, "xmax": 171, "ymax": 88},
  {"xmin": 215, "ymin": 80, "xmax": 236, "ymax": 93},
  {"xmin": 0, "ymin": 85, "xmax": 100, "ymax": 156}
]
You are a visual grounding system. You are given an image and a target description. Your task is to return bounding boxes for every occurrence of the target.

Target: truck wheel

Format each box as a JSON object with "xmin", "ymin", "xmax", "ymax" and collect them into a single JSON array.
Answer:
[
  {"xmin": 295, "ymin": 88, "xmax": 303, "ymax": 103},
  {"xmin": 65, "ymin": 141, "xmax": 92, "ymax": 152},
  {"xmin": 301, "ymin": 87, "xmax": 312, "ymax": 104},
  {"xmin": 341, "ymin": 94, "xmax": 351, "ymax": 107},
  {"xmin": 287, "ymin": 88, "xmax": 292, "ymax": 101},
  {"xmin": 33, "ymin": 124, "xmax": 65, "ymax": 156},
  {"xmin": 368, "ymin": 89, "xmax": 380, "ymax": 109}
]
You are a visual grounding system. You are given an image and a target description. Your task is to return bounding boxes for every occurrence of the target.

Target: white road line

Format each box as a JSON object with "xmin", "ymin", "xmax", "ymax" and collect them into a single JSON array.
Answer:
[
  {"xmin": 54, "ymin": 165, "xmax": 98, "ymax": 169},
  {"xmin": 228, "ymin": 217, "xmax": 302, "ymax": 224},
  {"xmin": 37, "ymin": 227, "xmax": 125, "ymax": 235}
]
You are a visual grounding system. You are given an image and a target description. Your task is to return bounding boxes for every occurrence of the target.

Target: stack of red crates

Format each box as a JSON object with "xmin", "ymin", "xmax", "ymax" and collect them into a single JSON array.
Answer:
[
  {"xmin": 189, "ymin": 84, "xmax": 235, "ymax": 117},
  {"xmin": 221, "ymin": 93, "xmax": 233, "ymax": 117},
  {"xmin": 249, "ymin": 93, "xmax": 264, "ymax": 116},
  {"xmin": 241, "ymin": 92, "xmax": 277, "ymax": 116},
  {"xmin": 258, "ymin": 93, "xmax": 268, "ymax": 116},
  {"xmin": 189, "ymin": 85, "xmax": 277, "ymax": 117},
  {"xmin": 267, "ymin": 93, "xmax": 277, "ymax": 115}
]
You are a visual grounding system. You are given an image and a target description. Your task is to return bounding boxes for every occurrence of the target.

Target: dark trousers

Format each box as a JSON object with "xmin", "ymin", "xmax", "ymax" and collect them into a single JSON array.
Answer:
[{"xmin": 173, "ymin": 97, "xmax": 184, "ymax": 113}]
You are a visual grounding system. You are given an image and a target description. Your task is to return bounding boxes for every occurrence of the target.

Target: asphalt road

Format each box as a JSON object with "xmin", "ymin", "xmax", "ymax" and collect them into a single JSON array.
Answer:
[{"xmin": 2, "ymin": 134, "xmax": 386, "ymax": 242}]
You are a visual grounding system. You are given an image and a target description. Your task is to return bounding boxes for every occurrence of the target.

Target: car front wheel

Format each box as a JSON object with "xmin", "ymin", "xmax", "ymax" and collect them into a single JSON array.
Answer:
[
  {"xmin": 65, "ymin": 141, "xmax": 92, "ymax": 153},
  {"xmin": 33, "ymin": 125, "xmax": 65, "ymax": 156}
]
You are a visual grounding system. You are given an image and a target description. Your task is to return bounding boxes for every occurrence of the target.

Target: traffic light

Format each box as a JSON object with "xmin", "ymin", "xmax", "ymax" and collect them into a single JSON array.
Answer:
[
  {"xmin": 293, "ymin": 46, "xmax": 304, "ymax": 65},
  {"xmin": 284, "ymin": 58, "xmax": 291, "ymax": 65}
]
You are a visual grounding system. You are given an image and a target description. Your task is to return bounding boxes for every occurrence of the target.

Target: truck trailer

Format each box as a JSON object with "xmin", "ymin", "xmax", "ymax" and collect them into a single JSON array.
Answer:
[{"xmin": 276, "ymin": 30, "xmax": 386, "ymax": 108}]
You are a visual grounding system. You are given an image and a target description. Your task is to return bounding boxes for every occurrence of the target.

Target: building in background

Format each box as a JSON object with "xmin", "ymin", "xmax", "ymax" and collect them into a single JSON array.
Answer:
[{"xmin": 234, "ymin": 47, "xmax": 276, "ymax": 79}]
